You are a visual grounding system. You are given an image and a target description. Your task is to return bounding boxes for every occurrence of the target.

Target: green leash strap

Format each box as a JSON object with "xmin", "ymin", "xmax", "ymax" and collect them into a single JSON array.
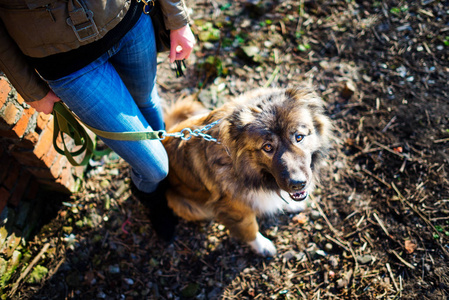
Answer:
[{"xmin": 52, "ymin": 102, "xmax": 164, "ymax": 166}]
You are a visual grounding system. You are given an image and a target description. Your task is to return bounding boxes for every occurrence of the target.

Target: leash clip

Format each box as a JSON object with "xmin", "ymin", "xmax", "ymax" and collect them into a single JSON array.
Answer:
[{"xmin": 137, "ymin": 0, "xmax": 155, "ymax": 15}]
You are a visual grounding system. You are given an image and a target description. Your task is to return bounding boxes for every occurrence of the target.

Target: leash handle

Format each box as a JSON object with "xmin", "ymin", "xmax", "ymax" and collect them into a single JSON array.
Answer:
[
  {"xmin": 52, "ymin": 102, "xmax": 164, "ymax": 166},
  {"xmin": 52, "ymin": 102, "xmax": 103, "ymax": 166}
]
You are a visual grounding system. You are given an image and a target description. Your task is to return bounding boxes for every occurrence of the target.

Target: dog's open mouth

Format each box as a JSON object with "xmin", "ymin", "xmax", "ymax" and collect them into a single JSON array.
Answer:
[{"xmin": 289, "ymin": 191, "xmax": 308, "ymax": 201}]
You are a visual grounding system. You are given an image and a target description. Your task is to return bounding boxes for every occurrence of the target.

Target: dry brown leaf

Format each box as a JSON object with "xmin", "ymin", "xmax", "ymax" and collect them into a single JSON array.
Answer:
[{"xmin": 404, "ymin": 240, "xmax": 417, "ymax": 254}]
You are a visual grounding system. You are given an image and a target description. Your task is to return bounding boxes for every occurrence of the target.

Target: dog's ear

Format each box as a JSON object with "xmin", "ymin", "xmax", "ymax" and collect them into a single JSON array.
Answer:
[
  {"xmin": 313, "ymin": 113, "xmax": 333, "ymax": 139},
  {"xmin": 218, "ymin": 105, "xmax": 255, "ymax": 158},
  {"xmin": 285, "ymin": 87, "xmax": 324, "ymax": 109}
]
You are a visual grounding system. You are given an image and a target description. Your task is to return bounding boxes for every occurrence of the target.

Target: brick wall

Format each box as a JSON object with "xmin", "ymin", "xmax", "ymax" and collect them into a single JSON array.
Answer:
[{"xmin": 0, "ymin": 76, "xmax": 83, "ymax": 216}]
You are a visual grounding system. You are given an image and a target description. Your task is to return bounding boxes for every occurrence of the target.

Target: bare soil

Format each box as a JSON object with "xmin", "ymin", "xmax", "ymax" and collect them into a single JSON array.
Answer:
[{"xmin": 9, "ymin": 0, "xmax": 449, "ymax": 299}]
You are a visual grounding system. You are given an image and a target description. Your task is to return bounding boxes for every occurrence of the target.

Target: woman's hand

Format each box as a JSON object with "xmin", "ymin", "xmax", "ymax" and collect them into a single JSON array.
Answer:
[
  {"xmin": 169, "ymin": 24, "xmax": 195, "ymax": 63},
  {"xmin": 27, "ymin": 90, "xmax": 61, "ymax": 114}
]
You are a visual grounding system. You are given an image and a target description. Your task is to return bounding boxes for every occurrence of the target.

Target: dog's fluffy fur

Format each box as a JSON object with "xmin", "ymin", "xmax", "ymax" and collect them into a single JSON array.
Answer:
[{"xmin": 162, "ymin": 87, "xmax": 332, "ymax": 256}]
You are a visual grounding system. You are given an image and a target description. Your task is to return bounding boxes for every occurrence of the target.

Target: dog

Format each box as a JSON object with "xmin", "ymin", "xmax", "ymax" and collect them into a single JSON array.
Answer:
[{"xmin": 161, "ymin": 87, "xmax": 332, "ymax": 256}]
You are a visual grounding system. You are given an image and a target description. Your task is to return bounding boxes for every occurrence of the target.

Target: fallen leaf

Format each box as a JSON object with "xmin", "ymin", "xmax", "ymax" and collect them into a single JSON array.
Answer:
[
  {"xmin": 404, "ymin": 240, "xmax": 417, "ymax": 254},
  {"xmin": 292, "ymin": 213, "xmax": 308, "ymax": 224}
]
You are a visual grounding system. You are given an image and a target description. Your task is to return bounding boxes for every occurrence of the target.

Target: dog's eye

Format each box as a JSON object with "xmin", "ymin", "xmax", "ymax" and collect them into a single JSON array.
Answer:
[
  {"xmin": 295, "ymin": 134, "xmax": 305, "ymax": 143},
  {"xmin": 262, "ymin": 144, "xmax": 273, "ymax": 152}
]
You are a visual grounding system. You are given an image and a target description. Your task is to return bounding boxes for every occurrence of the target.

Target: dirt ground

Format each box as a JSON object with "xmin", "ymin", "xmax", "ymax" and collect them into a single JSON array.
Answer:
[{"xmin": 8, "ymin": 0, "xmax": 449, "ymax": 299}]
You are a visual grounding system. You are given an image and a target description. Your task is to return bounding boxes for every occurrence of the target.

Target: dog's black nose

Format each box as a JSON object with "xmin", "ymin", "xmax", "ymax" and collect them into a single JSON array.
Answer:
[{"xmin": 290, "ymin": 180, "xmax": 306, "ymax": 191}]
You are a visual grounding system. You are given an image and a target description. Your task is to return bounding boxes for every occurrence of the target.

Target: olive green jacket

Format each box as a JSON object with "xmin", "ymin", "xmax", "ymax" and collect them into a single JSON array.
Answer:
[{"xmin": 0, "ymin": 0, "xmax": 189, "ymax": 102}]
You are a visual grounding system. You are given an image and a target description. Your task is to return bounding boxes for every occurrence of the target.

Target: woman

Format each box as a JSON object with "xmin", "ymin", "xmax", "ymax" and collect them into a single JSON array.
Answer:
[{"xmin": 0, "ymin": 0, "xmax": 195, "ymax": 240}]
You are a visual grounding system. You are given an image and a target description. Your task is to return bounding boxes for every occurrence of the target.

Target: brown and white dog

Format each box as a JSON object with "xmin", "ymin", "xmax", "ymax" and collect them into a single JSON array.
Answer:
[{"xmin": 162, "ymin": 87, "xmax": 332, "ymax": 256}]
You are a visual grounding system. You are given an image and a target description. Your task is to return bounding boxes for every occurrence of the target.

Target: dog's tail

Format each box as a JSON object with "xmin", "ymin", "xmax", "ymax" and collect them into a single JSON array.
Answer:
[{"xmin": 163, "ymin": 95, "xmax": 209, "ymax": 130}]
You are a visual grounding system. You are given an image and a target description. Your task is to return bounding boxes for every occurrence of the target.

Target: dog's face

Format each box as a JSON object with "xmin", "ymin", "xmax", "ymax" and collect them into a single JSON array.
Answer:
[{"xmin": 220, "ymin": 87, "xmax": 331, "ymax": 201}]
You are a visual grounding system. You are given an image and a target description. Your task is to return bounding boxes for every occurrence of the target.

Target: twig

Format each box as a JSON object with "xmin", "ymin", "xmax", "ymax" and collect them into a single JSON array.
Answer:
[
  {"xmin": 391, "ymin": 182, "xmax": 449, "ymax": 258},
  {"xmin": 386, "ymin": 263, "xmax": 400, "ymax": 292},
  {"xmin": 389, "ymin": 250, "xmax": 415, "ymax": 269},
  {"xmin": 362, "ymin": 168, "xmax": 392, "ymax": 189},
  {"xmin": 392, "ymin": 183, "xmax": 444, "ymax": 238},
  {"xmin": 325, "ymin": 234, "xmax": 349, "ymax": 252},
  {"xmin": 381, "ymin": 115, "xmax": 397, "ymax": 133},
  {"xmin": 372, "ymin": 141, "xmax": 412, "ymax": 161},
  {"xmin": 373, "ymin": 212, "xmax": 391, "ymax": 237},
  {"xmin": 311, "ymin": 196, "xmax": 342, "ymax": 237},
  {"xmin": 312, "ymin": 197, "xmax": 359, "ymax": 273},
  {"xmin": 434, "ymin": 138, "xmax": 449, "ymax": 144},
  {"xmin": 9, "ymin": 243, "xmax": 51, "ymax": 296},
  {"xmin": 263, "ymin": 65, "xmax": 280, "ymax": 88}
]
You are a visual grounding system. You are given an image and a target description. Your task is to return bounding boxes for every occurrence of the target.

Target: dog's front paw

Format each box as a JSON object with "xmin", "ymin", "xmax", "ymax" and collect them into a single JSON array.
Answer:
[{"xmin": 248, "ymin": 232, "xmax": 277, "ymax": 257}]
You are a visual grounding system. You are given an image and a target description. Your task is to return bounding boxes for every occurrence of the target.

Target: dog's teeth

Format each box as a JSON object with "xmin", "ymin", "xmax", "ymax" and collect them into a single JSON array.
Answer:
[{"xmin": 289, "ymin": 191, "xmax": 308, "ymax": 201}]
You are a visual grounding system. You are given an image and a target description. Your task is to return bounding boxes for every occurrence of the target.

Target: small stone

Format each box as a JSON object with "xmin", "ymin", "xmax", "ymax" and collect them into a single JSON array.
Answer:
[
  {"xmin": 283, "ymin": 250, "xmax": 297, "ymax": 261},
  {"xmin": 108, "ymin": 265, "xmax": 120, "ymax": 274},
  {"xmin": 356, "ymin": 255, "xmax": 374, "ymax": 265},
  {"xmin": 325, "ymin": 243, "xmax": 333, "ymax": 252},
  {"xmin": 329, "ymin": 255, "xmax": 339, "ymax": 268},
  {"xmin": 314, "ymin": 223, "xmax": 324, "ymax": 231},
  {"xmin": 306, "ymin": 243, "xmax": 319, "ymax": 257},
  {"xmin": 310, "ymin": 210, "xmax": 321, "ymax": 220},
  {"xmin": 333, "ymin": 161, "xmax": 345, "ymax": 170}
]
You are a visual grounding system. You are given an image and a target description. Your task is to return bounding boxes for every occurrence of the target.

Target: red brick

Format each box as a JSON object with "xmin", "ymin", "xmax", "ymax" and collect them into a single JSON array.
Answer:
[
  {"xmin": 12, "ymin": 108, "xmax": 33, "ymax": 139},
  {"xmin": 0, "ymin": 130, "xmax": 20, "ymax": 139},
  {"xmin": 0, "ymin": 79, "xmax": 12, "ymax": 109},
  {"xmin": 16, "ymin": 94, "xmax": 25, "ymax": 105},
  {"xmin": 8, "ymin": 170, "xmax": 31, "ymax": 207},
  {"xmin": 56, "ymin": 166, "xmax": 75, "ymax": 192},
  {"xmin": 25, "ymin": 179, "xmax": 40, "ymax": 200},
  {"xmin": 41, "ymin": 146, "xmax": 57, "ymax": 168},
  {"xmin": 49, "ymin": 155, "xmax": 67, "ymax": 179},
  {"xmin": 15, "ymin": 138, "xmax": 37, "ymax": 150},
  {"xmin": 36, "ymin": 113, "xmax": 51, "ymax": 132},
  {"xmin": 11, "ymin": 150, "xmax": 46, "ymax": 168},
  {"xmin": 0, "ymin": 187, "xmax": 10, "ymax": 214},
  {"xmin": 36, "ymin": 178, "xmax": 70, "ymax": 194},
  {"xmin": 3, "ymin": 160, "xmax": 21, "ymax": 190},
  {"xmin": 1, "ymin": 102, "xmax": 20, "ymax": 126},
  {"xmin": 23, "ymin": 131, "xmax": 39, "ymax": 145},
  {"xmin": 0, "ymin": 154, "xmax": 12, "ymax": 184},
  {"xmin": 73, "ymin": 165, "xmax": 85, "ymax": 178},
  {"xmin": 25, "ymin": 106, "xmax": 36, "ymax": 115},
  {"xmin": 33, "ymin": 121, "xmax": 54, "ymax": 159},
  {"xmin": 27, "ymin": 167, "xmax": 54, "ymax": 180}
]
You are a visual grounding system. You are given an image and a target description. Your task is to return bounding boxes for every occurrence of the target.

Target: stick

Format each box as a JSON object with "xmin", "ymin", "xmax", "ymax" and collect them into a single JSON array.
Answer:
[
  {"xmin": 9, "ymin": 243, "xmax": 50, "ymax": 296},
  {"xmin": 263, "ymin": 65, "xmax": 280, "ymax": 88},
  {"xmin": 381, "ymin": 115, "xmax": 397, "ymax": 132},
  {"xmin": 390, "ymin": 250, "xmax": 415, "ymax": 269},
  {"xmin": 372, "ymin": 141, "xmax": 412, "ymax": 161},
  {"xmin": 434, "ymin": 138, "xmax": 449, "ymax": 144},
  {"xmin": 312, "ymin": 196, "xmax": 342, "ymax": 237},
  {"xmin": 386, "ymin": 263, "xmax": 400, "ymax": 292},
  {"xmin": 362, "ymin": 168, "xmax": 392, "ymax": 189},
  {"xmin": 373, "ymin": 212, "xmax": 391, "ymax": 237},
  {"xmin": 325, "ymin": 234, "xmax": 349, "ymax": 252}
]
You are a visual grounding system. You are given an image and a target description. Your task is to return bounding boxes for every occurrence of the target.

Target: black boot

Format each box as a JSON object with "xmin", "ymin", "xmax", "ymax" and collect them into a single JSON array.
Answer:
[{"xmin": 130, "ymin": 178, "xmax": 178, "ymax": 242}]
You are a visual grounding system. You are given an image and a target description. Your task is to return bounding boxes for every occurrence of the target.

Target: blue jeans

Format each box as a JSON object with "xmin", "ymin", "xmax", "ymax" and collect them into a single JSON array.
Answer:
[{"xmin": 46, "ymin": 14, "xmax": 167, "ymax": 193}]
